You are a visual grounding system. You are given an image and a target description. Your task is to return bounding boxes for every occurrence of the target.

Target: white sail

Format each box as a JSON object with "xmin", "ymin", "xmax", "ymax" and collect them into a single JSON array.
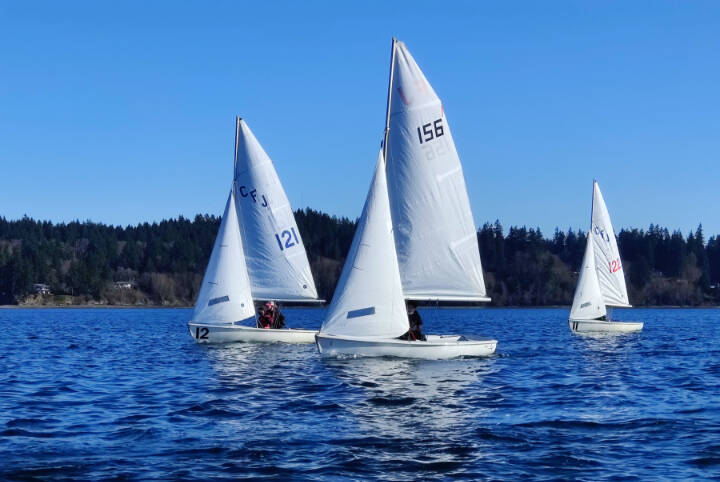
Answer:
[
  {"xmin": 320, "ymin": 151, "xmax": 409, "ymax": 338},
  {"xmin": 569, "ymin": 237, "xmax": 607, "ymax": 320},
  {"xmin": 191, "ymin": 188, "xmax": 255, "ymax": 325},
  {"xmin": 385, "ymin": 40, "xmax": 489, "ymax": 302},
  {"xmin": 233, "ymin": 117, "xmax": 319, "ymax": 301},
  {"xmin": 591, "ymin": 181, "xmax": 631, "ymax": 307}
]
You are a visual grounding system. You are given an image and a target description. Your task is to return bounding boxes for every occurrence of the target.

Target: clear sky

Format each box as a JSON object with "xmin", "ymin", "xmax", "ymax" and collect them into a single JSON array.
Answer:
[{"xmin": 1, "ymin": 1, "xmax": 718, "ymax": 237}]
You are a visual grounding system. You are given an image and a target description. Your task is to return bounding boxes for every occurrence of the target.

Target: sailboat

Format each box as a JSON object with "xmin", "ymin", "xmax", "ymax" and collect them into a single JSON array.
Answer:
[
  {"xmin": 315, "ymin": 39, "xmax": 497, "ymax": 359},
  {"xmin": 188, "ymin": 118, "xmax": 321, "ymax": 344},
  {"xmin": 568, "ymin": 180, "xmax": 643, "ymax": 333}
]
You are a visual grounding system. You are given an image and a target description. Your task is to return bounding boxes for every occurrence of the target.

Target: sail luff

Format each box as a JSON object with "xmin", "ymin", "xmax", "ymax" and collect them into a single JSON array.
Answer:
[
  {"xmin": 382, "ymin": 37, "xmax": 397, "ymax": 163},
  {"xmin": 234, "ymin": 116, "xmax": 241, "ymax": 172}
]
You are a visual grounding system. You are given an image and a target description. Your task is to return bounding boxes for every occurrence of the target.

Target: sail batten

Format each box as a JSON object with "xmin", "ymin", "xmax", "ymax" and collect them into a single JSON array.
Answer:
[
  {"xmin": 385, "ymin": 41, "xmax": 489, "ymax": 302},
  {"xmin": 234, "ymin": 118, "xmax": 319, "ymax": 301},
  {"xmin": 405, "ymin": 295, "xmax": 491, "ymax": 302}
]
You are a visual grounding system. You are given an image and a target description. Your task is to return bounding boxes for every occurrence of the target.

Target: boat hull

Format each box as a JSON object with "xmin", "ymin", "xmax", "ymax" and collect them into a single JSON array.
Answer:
[
  {"xmin": 568, "ymin": 319, "xmax": 643, "ymax": 333},
  {"xmin": 315, "ymin": 333, "xmax": 497, "ymax": 359},
  {"xmin": 188, "ymin": 322, "xmax": 317, "ymax": 344}
]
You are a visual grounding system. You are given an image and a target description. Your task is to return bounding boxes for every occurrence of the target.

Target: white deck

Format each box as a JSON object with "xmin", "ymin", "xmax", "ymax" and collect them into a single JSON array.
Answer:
[
  {"xmin": 568, "ymin": 319, "xmax": 643, "ymax": 333},
  {"xmin": 315, "ymin": 333, "xmax": 497, "ymax": 359},
  {"xmin": 188, "ymin": 322, "xmax": 317, "ymax": 344}
]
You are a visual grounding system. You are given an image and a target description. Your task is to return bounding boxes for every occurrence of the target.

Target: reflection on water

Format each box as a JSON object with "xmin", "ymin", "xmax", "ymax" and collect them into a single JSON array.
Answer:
[
  {"xmin": 570, "ymin": 332, "xmax": 644, "ymax": 422},
  {"xmin": 323, "ymin": 357, "xmax": 499, "ymax": 465},
  {"xmin": 575, "ymin": 330, "xmax": 641, "ymax": 359}
]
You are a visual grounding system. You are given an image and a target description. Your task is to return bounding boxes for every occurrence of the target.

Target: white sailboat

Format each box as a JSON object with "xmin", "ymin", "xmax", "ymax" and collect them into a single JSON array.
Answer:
[
  {"xmin": 568, "ymin": 181, "xmax": 643, "ymax": 333},
  {"xmin": 316, "ymin": 152, "xmax": 495, "ymax": 358},
  {"xmin": 188, "ymin": 118, "xmax": 320, "ymax": 344},
  {"xmin": 315, "ymin": 39, "xmax": 497, "ymax": 359}
]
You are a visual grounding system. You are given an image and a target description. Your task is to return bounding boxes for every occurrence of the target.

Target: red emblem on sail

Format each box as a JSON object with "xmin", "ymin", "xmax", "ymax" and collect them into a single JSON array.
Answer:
[{"xmin": 397, "ymin": 87, "xmax": 410, "ymax": 106}]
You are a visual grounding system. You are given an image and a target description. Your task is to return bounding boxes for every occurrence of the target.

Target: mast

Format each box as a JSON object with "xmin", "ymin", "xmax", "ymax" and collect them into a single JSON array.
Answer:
[
  {"xmin": 589, "ymin": 178, "xmax": 598, "ymax": 257},
  {"xmin": 234, "ymin": 116, "xmax": 242, "ymax": 174},
  {"xmin": 590, "ymin": 179, "xmax": 596, "ymax": 234},
  {"xmin": 590, "ymin": 178, "xmax": 605, "ymax": 314},
  {"xmin": 382, "ymin": 38, "xmax": 397, "ymax": 162}
]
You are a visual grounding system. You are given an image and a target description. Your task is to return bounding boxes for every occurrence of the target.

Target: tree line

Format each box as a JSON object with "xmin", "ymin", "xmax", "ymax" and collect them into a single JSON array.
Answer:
[
  {"xmin": 0, "ymin": 210, "xmax": 718, "ymax": 306},
  {"xmin": 478, "ymin": 222, "xmax": 719, "ymax": 306}
]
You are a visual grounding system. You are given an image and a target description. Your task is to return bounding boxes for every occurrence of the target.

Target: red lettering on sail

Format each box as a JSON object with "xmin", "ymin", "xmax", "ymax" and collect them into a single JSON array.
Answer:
[{"xmin": 397, "ymin": 87, "xmax": 410, "ymax": 105}]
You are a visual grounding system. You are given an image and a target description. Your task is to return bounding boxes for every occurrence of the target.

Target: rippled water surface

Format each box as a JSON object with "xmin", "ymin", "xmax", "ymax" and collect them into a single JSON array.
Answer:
[{"xmin": 1, "ymin": 307, "xmax": 719, "ymax": 479}]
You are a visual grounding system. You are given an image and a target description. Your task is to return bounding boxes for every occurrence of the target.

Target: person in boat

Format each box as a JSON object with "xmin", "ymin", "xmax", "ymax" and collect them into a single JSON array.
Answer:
[
  {"xmin": 398, "ymin": 302, "xmax": 426, "ymax": 341},
  {"xmin": 257, "ymin": 301, "xmax": 286, "ymax": 329},
  {"xmin": 256, "ymin": 302, "xmax": 270, "ymax": 329}
]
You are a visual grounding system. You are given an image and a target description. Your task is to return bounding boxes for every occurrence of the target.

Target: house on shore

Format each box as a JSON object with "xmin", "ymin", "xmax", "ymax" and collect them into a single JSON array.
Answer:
[
  {"xmin": 33, "ymin": 283, "xmax": 52, "ymax": 295},
  {"xmin": 114, "ymin": 281, "xmax": 136, "ymax": 290}
]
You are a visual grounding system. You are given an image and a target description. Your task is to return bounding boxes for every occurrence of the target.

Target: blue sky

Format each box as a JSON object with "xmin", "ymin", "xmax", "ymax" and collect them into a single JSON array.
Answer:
[{"xmin": 1, "ymin": 1, "xmax": 718, "ymax": 237}]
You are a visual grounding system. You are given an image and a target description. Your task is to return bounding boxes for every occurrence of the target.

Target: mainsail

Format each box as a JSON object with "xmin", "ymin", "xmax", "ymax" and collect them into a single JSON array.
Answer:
[
  {"xmin": 233, "ymin": 117, "xmax": 319, "ymax": 301},
  {"xmin": 321, "ymin": 151, "xmax": 409, "ymax": 338},
  {"xmin": 191, "ymin": 188, "xmax": 255, "ymax": 324},
  {"xmin": 385, "ymin": 40, "xmax": 489, "ymax": 302},
  {"xmin": 591, "ymin": 181, "xmax": 631, "ymax": 307},
  {"xmin": 569, "ymin": 237, "xmax": 607, "ymax": 320}
]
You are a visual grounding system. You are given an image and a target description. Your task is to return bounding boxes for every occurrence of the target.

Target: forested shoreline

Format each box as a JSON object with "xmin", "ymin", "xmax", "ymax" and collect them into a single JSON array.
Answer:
[{"xmin": 0, "ymin": 209, "xmax": 718, "ymax": 307}]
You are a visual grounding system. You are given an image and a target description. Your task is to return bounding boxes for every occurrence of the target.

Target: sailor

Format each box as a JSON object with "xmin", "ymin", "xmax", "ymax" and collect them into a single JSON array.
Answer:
[
  {"xmin": 257, "ymin": 301, "xmax": 286, "ymax": 329},
  {"xmin": 257, "ymin": 302, "xmax": 272, "ymax": 329},
  {"xmin": 407, "ymin": 302, "xmax": 426, "ymax": 341},
  {"xmin": 397, "ymin": 302, "xmax": 426, "ymax": 341}
]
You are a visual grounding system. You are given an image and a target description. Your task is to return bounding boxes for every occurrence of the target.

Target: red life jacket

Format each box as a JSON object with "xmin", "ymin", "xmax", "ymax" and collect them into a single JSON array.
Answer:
[{"xmin": 260, "ymin": 312, "xmax": 273, "ymax": 329}]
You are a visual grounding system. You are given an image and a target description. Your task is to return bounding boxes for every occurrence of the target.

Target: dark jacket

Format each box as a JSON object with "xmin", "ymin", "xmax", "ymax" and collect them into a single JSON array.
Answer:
[
  {"xmin": 271, "ymin": 310, "xmax": 286, "ymax": 329},
  {"xmin": 398, "ymin": 311, "xmax": 426, "ymax": 341}
]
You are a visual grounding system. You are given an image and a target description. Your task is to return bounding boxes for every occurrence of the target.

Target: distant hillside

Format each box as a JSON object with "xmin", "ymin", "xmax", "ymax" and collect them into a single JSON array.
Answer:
[{"xmin": 0, "ymin": 211, "xmax": 718, "ymax": 306}]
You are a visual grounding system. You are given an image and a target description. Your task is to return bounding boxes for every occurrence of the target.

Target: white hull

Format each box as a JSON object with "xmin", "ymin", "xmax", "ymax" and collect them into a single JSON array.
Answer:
[
  {"xmin": 188, "ymin": 322, "xmax": 317, "ymax": 344},
  {"xmin": 568, "ymin": 319, "xmax": 643, "ymax": 333},
  {"xmin": 315, "ymin": 333, "xmax": 497, "ymax": 359}
]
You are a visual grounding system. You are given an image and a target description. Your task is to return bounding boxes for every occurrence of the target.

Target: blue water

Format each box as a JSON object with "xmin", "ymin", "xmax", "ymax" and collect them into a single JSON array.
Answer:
[{"xmin": 1, "ymin": 307, "xmax": 719, "ymax": 479}]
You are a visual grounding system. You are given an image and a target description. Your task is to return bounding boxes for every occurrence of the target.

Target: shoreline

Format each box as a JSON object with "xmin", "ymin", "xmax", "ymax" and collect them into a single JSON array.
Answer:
[
  {"xmin": 0, "ymin": 304, "xmax": 192, "ymax": 309},
  {"xmin": 1, "ymin": 304, "xmax": 718, "ymax": 310}
]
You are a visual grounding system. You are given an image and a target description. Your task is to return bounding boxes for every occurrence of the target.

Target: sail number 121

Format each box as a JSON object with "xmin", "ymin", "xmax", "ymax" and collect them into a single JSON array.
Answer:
[{"xmin": 275, "ymin": 227, "xmax": 300, "ymax": 251}]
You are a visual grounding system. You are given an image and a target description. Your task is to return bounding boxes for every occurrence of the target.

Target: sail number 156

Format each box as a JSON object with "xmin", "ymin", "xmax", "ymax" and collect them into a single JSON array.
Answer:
[{"xmin": 417, "ymin": 119, "xmax": 444, "ymax": 144}]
